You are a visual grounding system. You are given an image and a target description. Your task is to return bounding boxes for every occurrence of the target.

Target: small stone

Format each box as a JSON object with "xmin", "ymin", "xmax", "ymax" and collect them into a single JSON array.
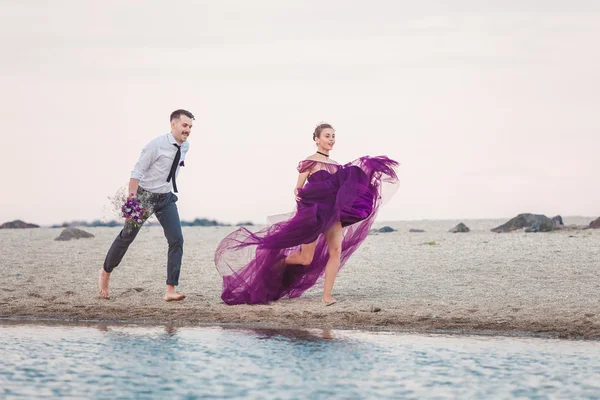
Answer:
[
  {"xmin": 370, "ymin": 306, "xmax": 382, "ymax": 313},
  {"xmin": 449, "ymin": 222, "xmax": 470, "ymax": 233},
  {"xmin": 54, "ymin": 227, "xmax": 95, "ymax": 241}
]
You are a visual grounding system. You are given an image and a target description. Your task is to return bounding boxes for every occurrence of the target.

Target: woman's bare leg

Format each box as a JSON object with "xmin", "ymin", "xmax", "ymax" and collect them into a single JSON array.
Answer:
[
  {"xmin": 285, "ymin": 241, "xmax": 317, "ymax": 265},
  {"xmin": 323, "ymin": 221, "xmax": 343, "ymax": 305}
]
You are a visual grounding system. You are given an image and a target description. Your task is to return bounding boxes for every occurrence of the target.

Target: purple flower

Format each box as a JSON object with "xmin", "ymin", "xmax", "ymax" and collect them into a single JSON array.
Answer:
[{"xmin": 179, "ymin": 161, "xmax": 185, "ymax": 167}]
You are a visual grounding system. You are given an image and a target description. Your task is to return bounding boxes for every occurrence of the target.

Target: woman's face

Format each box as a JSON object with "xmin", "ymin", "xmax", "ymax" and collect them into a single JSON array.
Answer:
[{"xmin": 315, "ymin": 128, "xmax": 335, "ymax": 151}]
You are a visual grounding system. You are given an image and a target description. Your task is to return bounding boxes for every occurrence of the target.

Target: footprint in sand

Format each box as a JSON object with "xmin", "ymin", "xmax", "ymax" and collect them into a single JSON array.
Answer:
[
  {"xmin": 119, "ymin": 288, "xmax": 146, "ymax": 297},
  {"xmin": 27, "ymin": 292, "xmax": 43, "ymax": 298}
]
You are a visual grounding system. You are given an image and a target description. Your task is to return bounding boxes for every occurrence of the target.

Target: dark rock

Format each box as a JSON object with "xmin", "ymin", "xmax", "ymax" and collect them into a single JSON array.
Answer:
[
  {"xmin": 54, "ymin": 227, "xmax": 95, "ymax": 241},
  {"xmin": 552, "ymin": 215, "xmax": 564, "ymax": 228},
  {"xmin": 491, "ymin": 214, "xmax": 555, "ymax": 233},
  {"xmin": 370, "ymin": 305, "xmax": 382, "ymax": 313},
  {"xmin": 588, "ymin": 217, "xmax": 600, "ymax": 229},
  {"xmin": 62, "ymin": 220, "xmax": 120, "ymax": 228},
  {"xmin": 449, "ymin": 223, "xmax": 470, "ymax": 233},
  {"xmin": 0, "ymin": 220, "xmax": 40, "ymax": 229},
  {"xmin": 409, "ymin": 228, "xmax": 425, "ymax": 233},
  {"xmin": 378, "ymin": 226, "xmax": 396, "ymax": 233},
  {"xmin": 236, "ymin": 221, "xmax": 254, "ymax": 226},
  {"xmin": 181, "ymin": 218, "xmax": 230, "ymax": 227}
]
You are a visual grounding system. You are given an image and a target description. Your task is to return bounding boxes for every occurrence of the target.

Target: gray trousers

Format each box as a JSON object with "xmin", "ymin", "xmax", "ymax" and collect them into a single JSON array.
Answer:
[{"xmin": 103, "ymin": 190, "xmax": 183, "ymax": 286}]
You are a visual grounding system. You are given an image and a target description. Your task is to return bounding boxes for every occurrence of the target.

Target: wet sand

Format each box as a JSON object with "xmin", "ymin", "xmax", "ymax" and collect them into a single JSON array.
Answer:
[{"xmin": 1, "ymin": 217, "xmax": 599, "ymax": 339}]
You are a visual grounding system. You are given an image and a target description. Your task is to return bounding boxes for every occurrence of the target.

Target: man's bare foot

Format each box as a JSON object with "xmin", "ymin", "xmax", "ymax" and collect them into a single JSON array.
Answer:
[
  {"xmin": 164, "ymin": 292, "xmax": 185, "ymax": 301},
  {"xmin": 98, "ymin": 269, "xmax": 110, "ymax": 299},
  {"xmin": 164, "ymin": 285, "xmax": 185, "ymax": 302}
]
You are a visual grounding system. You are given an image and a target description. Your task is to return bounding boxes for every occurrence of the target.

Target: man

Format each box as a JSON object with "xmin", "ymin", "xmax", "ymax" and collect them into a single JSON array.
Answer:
[{"xmin": 99, "ymin": 109, "xmax": 194, "ymax": 301}]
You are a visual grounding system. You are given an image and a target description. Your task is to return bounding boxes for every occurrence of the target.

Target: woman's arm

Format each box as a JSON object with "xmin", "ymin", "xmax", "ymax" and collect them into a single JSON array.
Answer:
[{"xmin": 294, "ymin": 170, "xmax": 310, "ymax": 201}]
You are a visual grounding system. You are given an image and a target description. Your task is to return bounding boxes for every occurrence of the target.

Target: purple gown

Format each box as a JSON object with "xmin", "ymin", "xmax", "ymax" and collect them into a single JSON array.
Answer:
[{"xmin": 214, "ymin": 156, "xmax": 400, "ymax": 305}]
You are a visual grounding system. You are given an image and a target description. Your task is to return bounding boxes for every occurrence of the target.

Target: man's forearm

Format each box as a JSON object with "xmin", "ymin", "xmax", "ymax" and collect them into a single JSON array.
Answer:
[{"xmin": 129, "ymin": 178, "xmax": 140, "ymax": 196}]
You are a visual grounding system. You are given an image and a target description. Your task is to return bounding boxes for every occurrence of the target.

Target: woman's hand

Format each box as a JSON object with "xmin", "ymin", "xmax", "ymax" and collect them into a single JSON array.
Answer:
[{"xmin": 294, "ymin": 188, "xmax": 302, "ymax": 202}]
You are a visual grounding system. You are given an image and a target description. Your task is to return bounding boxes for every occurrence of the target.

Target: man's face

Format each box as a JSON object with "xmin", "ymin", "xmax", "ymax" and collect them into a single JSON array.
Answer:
[{"xmin": 171, "ymin": 115, "xmax": 193, "ymax": 144}]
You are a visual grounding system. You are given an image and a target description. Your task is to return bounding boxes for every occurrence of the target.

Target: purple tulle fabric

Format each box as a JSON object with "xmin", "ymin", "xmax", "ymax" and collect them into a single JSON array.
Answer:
[{"xmin": 214, "ymin": 156, "xmax": 400, "ymax": 305}]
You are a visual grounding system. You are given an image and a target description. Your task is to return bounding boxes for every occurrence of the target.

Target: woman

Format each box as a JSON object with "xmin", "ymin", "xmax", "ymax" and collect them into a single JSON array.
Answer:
[{"xmin": 215, "ymin": 123, "xmax": 399, "ymax": 306}]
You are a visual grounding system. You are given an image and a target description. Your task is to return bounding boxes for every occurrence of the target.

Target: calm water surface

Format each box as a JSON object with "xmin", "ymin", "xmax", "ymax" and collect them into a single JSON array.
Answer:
[{"xmin": 1, "ymin": 322, "xmax": 599, "ymax": 399}]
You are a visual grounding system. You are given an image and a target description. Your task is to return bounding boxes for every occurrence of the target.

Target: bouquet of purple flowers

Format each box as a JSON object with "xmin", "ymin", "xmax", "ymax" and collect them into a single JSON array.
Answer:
[{"xmin": 121, "ymin": 194, "xmax": 151, "ymax": 229}]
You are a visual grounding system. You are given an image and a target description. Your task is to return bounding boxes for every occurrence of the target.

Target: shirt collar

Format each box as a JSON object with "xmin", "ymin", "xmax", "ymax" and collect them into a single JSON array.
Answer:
[{"xmin": 168, "ymin": 132, "xmax": 179, "ymax": 145}]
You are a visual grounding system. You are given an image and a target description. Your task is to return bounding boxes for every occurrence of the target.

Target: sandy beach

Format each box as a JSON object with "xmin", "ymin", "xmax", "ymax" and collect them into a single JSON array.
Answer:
[{"xmin": 1, "ymin": 217, "xmax": 599, "ymax": 339}]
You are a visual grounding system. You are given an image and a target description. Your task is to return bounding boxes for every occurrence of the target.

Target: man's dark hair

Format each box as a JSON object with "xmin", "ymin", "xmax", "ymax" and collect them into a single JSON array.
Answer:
[{"xmin": 170, "ymin": 109, "xmax": 195, "ymax": 121}]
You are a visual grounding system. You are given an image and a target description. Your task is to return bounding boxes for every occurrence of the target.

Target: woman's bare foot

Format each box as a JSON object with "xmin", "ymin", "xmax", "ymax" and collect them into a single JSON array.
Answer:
[
  {"xmin": 98, "ymin": 269, "xmax": 110, "ymax": 299},
  {"xmin": 322, "ymin": 296, "xmax": 337, "ymax": 306},
  {"xmin": 164, "ymin": 285, "xmax": 185, "ymax": 302}
]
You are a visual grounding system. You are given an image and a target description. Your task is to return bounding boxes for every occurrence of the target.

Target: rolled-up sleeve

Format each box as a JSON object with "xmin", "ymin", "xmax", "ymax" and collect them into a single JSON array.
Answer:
[{"xmin": 131, "ymin": 141, "xmax": 158, "ymax": 180}]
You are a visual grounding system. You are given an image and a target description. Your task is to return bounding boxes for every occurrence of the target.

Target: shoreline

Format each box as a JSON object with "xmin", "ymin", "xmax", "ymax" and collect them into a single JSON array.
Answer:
[
  {"xmin": 1, "ymin": 316, "xmax": 572, "ymax": 341},
  {"xmin": 2, "ymin": 303, "xmax": 599, "ymax": 340}
]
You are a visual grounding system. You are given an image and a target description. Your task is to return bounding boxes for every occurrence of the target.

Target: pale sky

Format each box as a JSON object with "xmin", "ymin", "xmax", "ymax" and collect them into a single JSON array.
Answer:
[{"xmin": 1, "ymin": 0, "xmax": 599, "ymax": 225}]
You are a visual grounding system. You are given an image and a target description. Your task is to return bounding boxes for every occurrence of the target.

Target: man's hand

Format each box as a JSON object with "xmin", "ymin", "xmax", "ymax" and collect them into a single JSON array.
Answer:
[{"xmin": 128, "ymin": 178, "xmax": 140, "ymax": 198}]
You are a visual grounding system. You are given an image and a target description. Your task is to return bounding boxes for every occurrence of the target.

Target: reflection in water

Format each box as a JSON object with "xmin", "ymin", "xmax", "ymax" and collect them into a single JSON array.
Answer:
[
  {"xmin": 93, "ymin": 322, "xmax": 179, "ymax": 337},
  {"xmin": 1, "ymin": 322, "xmax": 599, "ymax": 399},
  {"xmin": 164, "ymin": 325, "xmax": 178, "ymax": 337},
  {"xmin": 252, "ymin": 327, "xmax": 335, "ymax": 342}
]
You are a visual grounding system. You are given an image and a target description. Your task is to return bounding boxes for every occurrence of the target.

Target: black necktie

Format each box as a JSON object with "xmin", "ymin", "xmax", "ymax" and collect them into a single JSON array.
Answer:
[{"xmin": 167, "ymin": 144, "xmax": 181, "ymax": 193}]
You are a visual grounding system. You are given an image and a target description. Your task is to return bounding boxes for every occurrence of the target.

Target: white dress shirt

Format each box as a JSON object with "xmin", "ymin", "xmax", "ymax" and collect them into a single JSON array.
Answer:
[{"xmin": 131, "ymin": 133, "xmax": 189, "ymax": 194}]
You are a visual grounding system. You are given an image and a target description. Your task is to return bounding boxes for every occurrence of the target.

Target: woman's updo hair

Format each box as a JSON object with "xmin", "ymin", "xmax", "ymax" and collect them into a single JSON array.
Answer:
[{"xmin": 313, "ymin": 123, "xmax": 334, "ymax": 141}]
